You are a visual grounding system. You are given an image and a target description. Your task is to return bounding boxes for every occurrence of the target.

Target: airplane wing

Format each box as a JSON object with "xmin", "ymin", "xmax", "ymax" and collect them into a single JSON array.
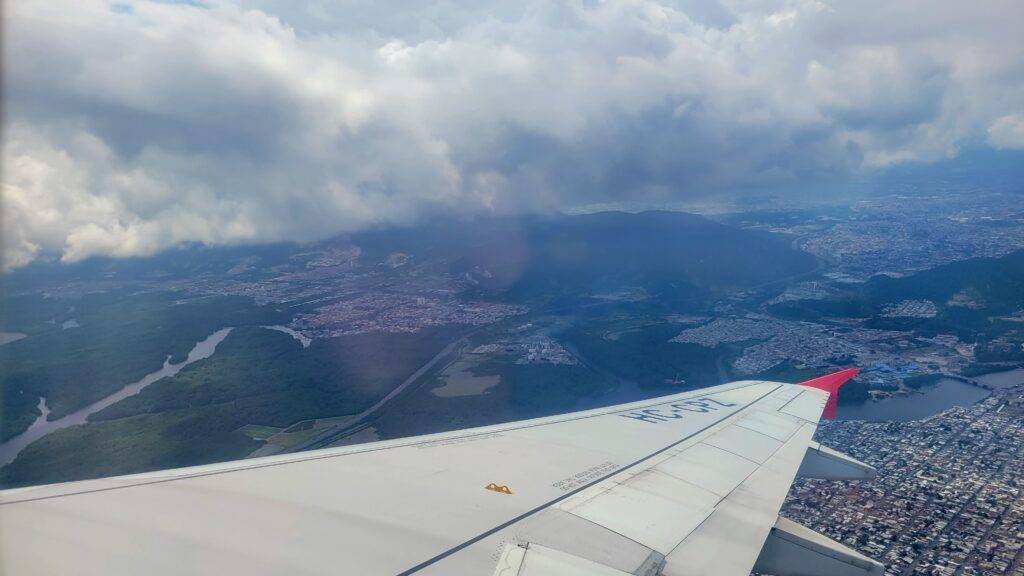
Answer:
[{"xmin": 0, "ymin": 371, "xmax": 883, "ymax": 575}]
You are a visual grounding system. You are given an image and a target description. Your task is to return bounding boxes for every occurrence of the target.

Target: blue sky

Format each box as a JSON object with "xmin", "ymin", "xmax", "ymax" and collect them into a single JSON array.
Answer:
[{"xmin": 3, "ymin": 0, "xmax": 1023, "ymax": 268}]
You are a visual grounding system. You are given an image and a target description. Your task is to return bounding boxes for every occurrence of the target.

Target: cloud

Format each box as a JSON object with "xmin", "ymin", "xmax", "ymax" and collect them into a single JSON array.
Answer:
[
  {"xmin": 987, "ymin": 114, "xmax": 1024, "ymax": 150},
  {"xmin": 3, "ymin": 0, "xmax": 1024, "ymax": 268}
]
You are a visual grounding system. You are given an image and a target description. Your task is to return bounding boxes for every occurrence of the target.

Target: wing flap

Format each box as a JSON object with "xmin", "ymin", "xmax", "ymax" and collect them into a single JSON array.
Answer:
[
  {"xmin": 558, "ymin": 470, "xmax": 718, "ymax": 554},
  {"xmin": 493, "ymin": 542, "xmax": 637, "ymax": 576},
  {"xmin": 661, "ymin": 422, "xmax": 816, "ymax": 576},
  {"xmin": 753, "ymin": 516, "xmax": 884, "ymax": 576},
  {"xmin": 653, "ymin": 443, "xmax": 758, "ymax": 497},
  {"xmin": 510, "ymin": 508, "xmax": 663, "ymax": 575},
  {"xmin": 703, "ymin": 423, "xmax": 784, "ymax": 463},
  {"xmin": 540, "ymin": 385, "xmax": 827, "ymax": 576},
  {"xmin": 537, "ymin": 387, "xmax": 824, "ymax": 574},
  {"xmin": 734, "ymin": 410, "xmax": 803, "ymax": 441},
  {"xmin": 797, "ymin": 441, "xmax": 877, "ymax": 481}
]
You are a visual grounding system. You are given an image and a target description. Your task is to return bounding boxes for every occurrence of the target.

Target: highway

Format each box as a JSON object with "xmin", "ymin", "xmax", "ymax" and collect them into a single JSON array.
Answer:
[{"xmin": 281, "ymin": 333, "xmax": 472, "ymax": 452}]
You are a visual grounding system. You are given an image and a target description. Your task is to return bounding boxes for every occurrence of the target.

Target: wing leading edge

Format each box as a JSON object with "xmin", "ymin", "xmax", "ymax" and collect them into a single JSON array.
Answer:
[{"xmin": 0, "ymin": 372, "xmax": 881, "ymax": 576}]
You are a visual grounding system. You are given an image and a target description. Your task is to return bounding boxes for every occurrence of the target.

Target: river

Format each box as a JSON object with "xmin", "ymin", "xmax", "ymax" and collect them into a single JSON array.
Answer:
[
  {"xmin": 0, "ymin": 332, "xmax": 27, "ymax": 346},
  {"xmin": 0, "ymin": 328, "xmax": 232, "ymax": 467},
  {"xmin": 262, "ymin": 325, "xmax": 312, "ymax": 348},
  {"xmin": 974, "ymin": 368, "xmax": 1024, "ymax": 389},
  {"xmin": 836, "ymin": 378, "xmax": 990, "ymax": 422}
]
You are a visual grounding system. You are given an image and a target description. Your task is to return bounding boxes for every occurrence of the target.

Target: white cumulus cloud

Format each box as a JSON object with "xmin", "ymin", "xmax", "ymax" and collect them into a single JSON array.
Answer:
[
  {"xmin": 987, "ymin": 114, "xmax": 1024, "ymax": 150},
  {"xmin": 3, "ymin": 0, "xmax": 1024, "ymax": 268}
]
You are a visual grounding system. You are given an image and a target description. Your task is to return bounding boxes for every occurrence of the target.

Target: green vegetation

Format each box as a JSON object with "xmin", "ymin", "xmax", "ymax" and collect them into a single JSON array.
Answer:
[
  {"xmin": 768, "ymin": 297, "xmax": 873, "ymax": 321},
  {"xmin": 0, "ymin": 325, "xmax": 461, "ymax": 487},
  {"xmin": 473, "ymin": 358, "xmax": 614, "ymax": 418},
  {"xmin": 750, "ymin": 362, "xmax": 869, "ymax": 403},
  {"xmin": 864, "ymin": 307, "xmax": 994, "ymax": 340},
  {"xmin": 0, "ymin": 292, "xmax": 285, "ymax": 441},
  {"xmin": 767, "ymin": 250, "xmax": 1024, "ymax": 343},
  {"xmin": 90, "ymin": 326, "xmax": 458, "ymax": 426},
  {"xmin": 0, "ymin": 293, "xmax": 75, "ymax": 335},
  {"xmin": 500, "ymin": 212, "xmax": 818, "ymax": 300},
  {"xmin": 366, "ymin": 354, "xmax": 618, "ymax": 441},
  {"xmin": 562, "ymin": 322, "xmax": 723, "ymax": 390},
  {"xmin": 962, "ymin": 363, "xmax": 1022, "ymax": 377},
  {"xmin": 866, "ymin": 250, "xmax": 1024, "ymax": 316},
  {"xmin": 1, "ymin": 396, "xmax": 41, "ymax": 444},
  {"xmin": 975, "ymin": 341, "xmax": 1024, "ymax": 363},
  {"xmin": 0, "ymin": 408, "xmax": 262, "ymax": 487},
  {"xmin": 751, "ymin": 362, "xmax": 828, "ymax": 384},
  {"xmin": 903, "ymin": 373, "xmax": 944, "ymax": 389},
  {"xmin": 357, "ymin": 211, "xmax": 818, "ymax": 301},
  {"xmin": 837, "ymin": 380, "xmax": 871, "ymax": 403},
  {"xmin": 237, "ymin": 424, "xmax": 284, "ymax": 441}
]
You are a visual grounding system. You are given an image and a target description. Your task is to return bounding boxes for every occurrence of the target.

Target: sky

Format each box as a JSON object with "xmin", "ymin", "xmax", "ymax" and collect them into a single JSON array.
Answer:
[{"xmin": 2, "ymin": 0, "xmax": 1024, "ymax": 269}]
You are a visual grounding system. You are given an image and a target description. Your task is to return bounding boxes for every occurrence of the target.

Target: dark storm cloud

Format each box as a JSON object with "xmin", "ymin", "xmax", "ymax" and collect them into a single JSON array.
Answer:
[{"xmin": 3, "ymin": 0, "xmax": 1023, "ymax": 268}]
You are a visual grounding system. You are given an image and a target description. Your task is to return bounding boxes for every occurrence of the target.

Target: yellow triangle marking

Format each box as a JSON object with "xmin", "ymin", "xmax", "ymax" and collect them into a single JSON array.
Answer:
[{"xmin": 485, "ymin": 483, "xmax": 513, "ymax": 495}]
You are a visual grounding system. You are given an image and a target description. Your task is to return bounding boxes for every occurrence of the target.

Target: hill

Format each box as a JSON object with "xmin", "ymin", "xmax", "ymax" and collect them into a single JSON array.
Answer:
[
  {"xmin": 865, "ymin": 250, "xmax": 1024, "ymax": 315},
  {"xmin": 355, "ymin": 211, "xmax": 819, "ymax": 301}
]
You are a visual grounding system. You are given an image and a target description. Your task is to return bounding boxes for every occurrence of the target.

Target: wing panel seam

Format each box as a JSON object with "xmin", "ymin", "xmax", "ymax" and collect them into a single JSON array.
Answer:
[
  {"xmin": 396, "ymin": 384, "xmax": 783, "ymax": 575},
  {"xmin": 662, "ymin": 421, "xmax": 815, "ymax": 560},
  {"xmin": 776, "ymin": 389, "xmax": 807, "ymax": 413}
]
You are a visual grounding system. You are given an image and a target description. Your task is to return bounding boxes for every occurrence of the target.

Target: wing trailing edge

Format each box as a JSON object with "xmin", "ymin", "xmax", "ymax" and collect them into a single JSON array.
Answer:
[
  {"xmin": 754, "ymin": 516, "xmax": 884, "ymax": 576},
  {"xmin": 797, "ymin": 441, "xmax": 877, "ymax": 481}
]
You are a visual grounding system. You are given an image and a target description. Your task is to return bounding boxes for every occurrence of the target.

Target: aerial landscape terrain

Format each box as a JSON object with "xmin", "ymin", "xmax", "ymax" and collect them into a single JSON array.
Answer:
[
  {"xmin": 3, "ymin": 0, "xmax": 1024, "ymax": 573},
  {"xmin": 3, "ymin": 179, "xmax": 1024, "ymax": 574}
]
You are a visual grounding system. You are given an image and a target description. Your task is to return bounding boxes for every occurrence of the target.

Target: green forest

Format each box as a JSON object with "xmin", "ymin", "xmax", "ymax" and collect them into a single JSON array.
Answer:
[
  {"xmin": 0, "ymin": 292, "xmax": 285, "ymax": 442},
  {"xmin": 1, "ymin": 325, "xmax": 461, "ymax": 487}
]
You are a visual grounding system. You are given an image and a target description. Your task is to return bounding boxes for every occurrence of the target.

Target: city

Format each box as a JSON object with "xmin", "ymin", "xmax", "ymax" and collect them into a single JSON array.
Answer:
[{"xmin": 784, "ymin": 384, "xmax": 1024, "ymax": 576}]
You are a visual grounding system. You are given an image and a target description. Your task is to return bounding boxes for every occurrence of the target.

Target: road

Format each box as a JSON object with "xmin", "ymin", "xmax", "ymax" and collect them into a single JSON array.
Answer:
[{"xmin": 281, "ymin": 333, "xmax": 472, "ymax": 452}]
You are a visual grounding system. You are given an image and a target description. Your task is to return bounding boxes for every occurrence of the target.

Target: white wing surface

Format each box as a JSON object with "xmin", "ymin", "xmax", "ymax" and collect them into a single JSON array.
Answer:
[{"xmin": 0, "ymin": 377, "xmax": 882, "ymax": 575}]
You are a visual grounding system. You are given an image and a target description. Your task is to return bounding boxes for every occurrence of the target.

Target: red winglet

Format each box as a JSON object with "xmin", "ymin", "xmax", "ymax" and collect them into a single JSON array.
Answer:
[{"xmin": 798, "ymin": 368, "xmax": 859, "ymax": 420}]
